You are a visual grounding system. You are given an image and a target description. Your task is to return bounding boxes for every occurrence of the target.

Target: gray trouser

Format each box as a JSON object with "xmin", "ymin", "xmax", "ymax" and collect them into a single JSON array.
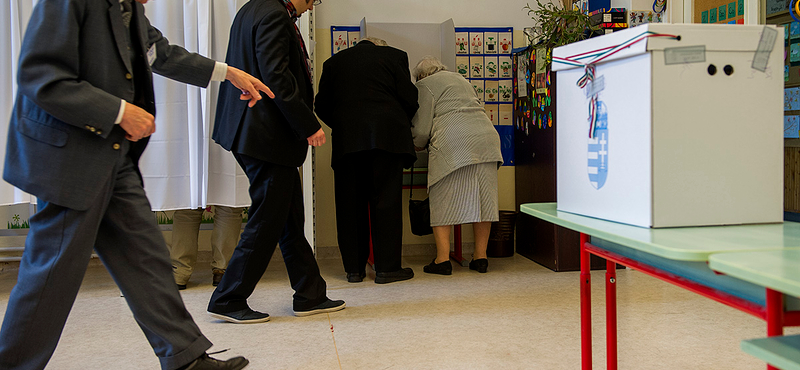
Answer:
[
  {"xmin": 0, "ymin": 155, "xmax": 211, "ymax": 370},
  {"xmin": 169, "ymin": 206, "xmax": 244, "ymax": 285}
]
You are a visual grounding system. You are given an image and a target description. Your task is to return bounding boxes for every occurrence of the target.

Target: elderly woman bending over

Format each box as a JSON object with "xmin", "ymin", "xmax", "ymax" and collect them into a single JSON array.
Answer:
[{"xmin": 411, "ymin": 56, "xmax": 503, "ymax": 275}]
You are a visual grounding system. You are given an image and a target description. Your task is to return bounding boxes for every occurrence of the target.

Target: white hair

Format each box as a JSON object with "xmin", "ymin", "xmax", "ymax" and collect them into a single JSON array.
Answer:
[
  {"xmin": 413, "ymin": 56, "xmax": 447, "ymax": 81},
  {"xmin": 359, "ymin": 36, "xmax": 388, "ymax": 46}
]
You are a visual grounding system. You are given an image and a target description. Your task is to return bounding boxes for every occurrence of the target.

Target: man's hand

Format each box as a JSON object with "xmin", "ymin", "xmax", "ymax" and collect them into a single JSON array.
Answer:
[
  {"xmin": 226, "ymin": 66, "xmax": 275, "ymax": 107},
  {"xmin": 120, "ymin": 102, "xmax": 155, "ymax": 142},
  {"xmin": 307, "ymin": 128, "xmax": 326, "ymax": 147}
]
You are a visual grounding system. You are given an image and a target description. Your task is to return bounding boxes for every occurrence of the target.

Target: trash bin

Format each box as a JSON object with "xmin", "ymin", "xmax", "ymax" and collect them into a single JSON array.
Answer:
[{"xmin": 487, "ymin": 211, "xmax": 517, "ymax": 258}]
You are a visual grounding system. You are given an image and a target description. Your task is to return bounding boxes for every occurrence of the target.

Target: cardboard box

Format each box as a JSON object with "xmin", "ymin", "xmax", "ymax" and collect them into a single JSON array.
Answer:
[{"xmin": 552, "ymin": 24, "xmax": 783, "ymax": 228}]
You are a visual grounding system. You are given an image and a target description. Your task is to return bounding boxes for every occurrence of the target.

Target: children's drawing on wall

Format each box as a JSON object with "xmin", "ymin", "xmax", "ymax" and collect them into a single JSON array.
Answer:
[
  {"xmin": 470, "ymin": 32, "xmax": 483, "ymax": 54},
  {"xmin": 456, "ymin": 56, "xmax": 469, "ymax": 78},
  {"xmin": 472, "ymin": 80, "xmax": 485, "ymax": 102},
  {"xmin": 629, "ymin": 10, "xmax": 664, "ymax": 27},
  {"xmin": 484, "ymin": 32, "xmax": 498, "ymax": 54},
  {"xmin": 470, "ymin": 56, "xmax": 484, "ymax": 78},
  {"xmin": 498, "ymin": 32, "xmax": 512, "ymax": 54},
  {"xmin": 786, "ymin": 115, "xmax": 800, "ymax": 138},
  {"xmin": 333, "ymin": 31, "xmax": 348, "ymax": 54},
  {"xmin": 485, "ymin": 80, "xmax": 499, "ymax": 102},
  {"xmin": 348, "ymin": 32, "xmax": 359, "ymax": 47},
  {"xmin": 499, "ymin": 56, "xmax": 512, "ymax": 78},
  {"xmin": 456, "ymin": 32, "xmax": 468, "ymax": 54},
  {"xmin": 485, "ymin": 57, "xmax": 498, "ymax": 78}
]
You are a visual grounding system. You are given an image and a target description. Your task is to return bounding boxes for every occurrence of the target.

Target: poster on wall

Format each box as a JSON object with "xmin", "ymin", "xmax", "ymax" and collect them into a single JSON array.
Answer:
[{"xmin": 457, "ymin": 26, "xmax": 514, "ymax": 165}]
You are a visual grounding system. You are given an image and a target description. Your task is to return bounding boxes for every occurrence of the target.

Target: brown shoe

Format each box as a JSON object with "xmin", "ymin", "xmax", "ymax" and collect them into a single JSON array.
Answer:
[{"xmin": 212, "ymin": 269, "xmax": 225, "ymax": 286}]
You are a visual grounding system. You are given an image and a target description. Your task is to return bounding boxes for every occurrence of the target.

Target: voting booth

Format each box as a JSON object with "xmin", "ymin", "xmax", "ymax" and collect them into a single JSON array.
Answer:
[{"xmin": 552, "ymin": 24, "xmax": 783, "ymax": 228}]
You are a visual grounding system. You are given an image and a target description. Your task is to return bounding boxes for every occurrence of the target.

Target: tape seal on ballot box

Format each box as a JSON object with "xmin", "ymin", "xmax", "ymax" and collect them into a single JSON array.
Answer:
[{"xmin": 752, "ymin": 26, "xmax": 777, "ymax": 72}]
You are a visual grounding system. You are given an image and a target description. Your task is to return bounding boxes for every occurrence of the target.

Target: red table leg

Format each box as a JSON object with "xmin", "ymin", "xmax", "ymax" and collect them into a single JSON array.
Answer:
[
  {"xmin": 606, "ymin": 259, "xmax": 618, "ymax": 370},
  {"xmin": 450, "ymin": 225, "xmax": 468, "ymax": 267},
  {"xmin": 580, "ymin": 233, "xmax": 592, "ymax": 370},
  {"xmin": 766, "ymin": 288, "xmax": 784, "ymax": 370}
]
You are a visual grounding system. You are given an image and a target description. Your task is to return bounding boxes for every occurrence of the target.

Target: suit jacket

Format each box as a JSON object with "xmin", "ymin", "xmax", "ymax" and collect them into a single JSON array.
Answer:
[
  {"xmin": 3, "ymin": 0, "xmax": 216, "ymax": 211},
  {"xmin": 212, "ymin": 0, "xmax": 320, "ymax": 167},
  {"xmin": 315, "ymin": 41, "xmax": 419, "ymax": 169}
]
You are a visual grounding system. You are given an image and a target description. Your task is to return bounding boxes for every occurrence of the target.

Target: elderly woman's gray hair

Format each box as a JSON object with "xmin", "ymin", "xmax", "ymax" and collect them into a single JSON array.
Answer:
[
  {"xmin": 358, "ymin": 36, "xmax": 388, "ymax": 46},
  {"xmin": 413, "ymin": 56, "xmax": 448, "ymax": 82}
]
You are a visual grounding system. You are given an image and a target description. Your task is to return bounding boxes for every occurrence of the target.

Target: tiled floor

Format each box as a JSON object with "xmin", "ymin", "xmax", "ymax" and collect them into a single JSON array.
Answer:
[{"xmin": 0, "ymin": 254, "xmax": 794, "ymax": 369}]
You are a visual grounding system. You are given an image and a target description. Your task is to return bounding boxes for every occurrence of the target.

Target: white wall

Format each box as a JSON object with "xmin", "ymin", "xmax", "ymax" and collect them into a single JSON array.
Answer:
[{"xmin": 316, "ymin": 0, "xmax": 539, "ymax": 29}]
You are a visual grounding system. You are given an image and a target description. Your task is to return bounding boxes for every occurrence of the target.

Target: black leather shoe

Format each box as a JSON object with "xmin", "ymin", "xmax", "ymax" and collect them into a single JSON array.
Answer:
[
  {"xmin": 207, "ymin": 308, "xmax": 270, "ymax": 324},
  {"xmin": 469, "ymin": 258, "xmax": 489, "ymax": 273},
  {"xmin": 346, "ymin": 271, "xmax": 366, "ymax": 283},
  {"xmin": 294, "ymin": 298, "xmax": 346, "ymax": 317},
  {"xmin": 375, "ymin": 267, "xmax": 414, "ymax": 284},
  {"xmin": 179, "ymin": 353, "xmax": 248, "ymax": 370},
  {"xmin": 212, "ymin": 269, "xmax": 225, "ymax": 286},
  {"xmin": 423, "ymin": 258, "xmax": 452, "ymax": 275},
  {"xmin": 177, "ymin": 284, "xmax": 187, "ymax": 290}
]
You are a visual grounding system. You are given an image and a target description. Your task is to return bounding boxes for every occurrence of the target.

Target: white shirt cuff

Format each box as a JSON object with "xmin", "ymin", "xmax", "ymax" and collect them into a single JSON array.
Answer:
[
  {"xmin": 115, "ymin": 100, "xmax": 126, "ymax": 124},
  {"xmin": 211, "ymin": 62, "xmax": 228, "ymax": 82}
]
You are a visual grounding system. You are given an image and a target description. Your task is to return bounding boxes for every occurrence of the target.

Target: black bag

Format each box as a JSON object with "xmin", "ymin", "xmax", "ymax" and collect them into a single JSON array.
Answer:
[{"xmin": 408, "ymin": 167, "xmax": 433, "ymax": 236}]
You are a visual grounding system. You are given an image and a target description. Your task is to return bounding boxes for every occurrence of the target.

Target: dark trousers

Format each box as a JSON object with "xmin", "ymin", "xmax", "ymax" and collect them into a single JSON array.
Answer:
[
  {"xmin": 333, "ymin": 150, "xmax": 405, "ymax": 273},
  {"xmin": 0, "ymin": 152, "xmax": 210, "ymax": 370},
  {"xmin": 208, "ymin": 153, "xmax": 327, "ymax": 312}
]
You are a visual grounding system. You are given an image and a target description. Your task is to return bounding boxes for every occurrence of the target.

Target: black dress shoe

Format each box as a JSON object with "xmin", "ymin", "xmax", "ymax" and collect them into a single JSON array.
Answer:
[
  {"xmin": 179, "ymin": 353, "xmax": 248, "ymax": 370},
  {"xmin": 177, "ymin": 284, "xmax": 187, "ymax": 290},
  {"xmin": 375, "ymin": 267, "xmax": 414, "ymax": 284},
  {"xmin": 207, "ymin": 308, "xmax": 270, "ymax": 324},
  {"xmin": 423, "ymin": 258, "xmax": 452, "ymax": 275},
  {"xmin": 469, "ymin": 258, "xmax": 489, "ymax": 273},
  {"xmin": 346, "ymin": 271, "xmax": 366, "ymax": 283},
  {"xmin": 293, "ymin": 298, "xmax": 346, "ymax": 317}
]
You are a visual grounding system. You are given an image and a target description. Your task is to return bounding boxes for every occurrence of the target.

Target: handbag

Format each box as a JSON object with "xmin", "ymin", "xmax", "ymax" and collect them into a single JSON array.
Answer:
[{"xmin": 408, "ymin": 166, "xmax": 433, "ymax": 236}]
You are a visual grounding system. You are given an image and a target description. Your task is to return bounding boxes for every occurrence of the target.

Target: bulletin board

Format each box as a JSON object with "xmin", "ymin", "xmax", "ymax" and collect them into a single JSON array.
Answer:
[
  {"xmin": 694, "ymin": 0, "xmax": 745, "ymax": 23},
  {"xmin": 785, "ymin": 21, "xmax": 800, "ymax": 137},
  {"xmin": 455, "ymin": 27, "xmax": 515, "ymax": 165},
  {"xmin": 512, "ymin": 46, "xmax": 553, "ymax": 136},
  {"xmin": 330, "ymin": 26, "xmax": 362, "ymax": 55}
]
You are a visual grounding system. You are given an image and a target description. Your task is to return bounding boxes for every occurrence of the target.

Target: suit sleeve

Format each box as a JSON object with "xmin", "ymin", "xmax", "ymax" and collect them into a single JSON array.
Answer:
[
  {"xmin": 144, "ymin": 14, "xmax": 216, "ymax": 87},
  {"xmin": 255, "ymin": 10, "xmax": 321, "ymax": 140},
  {"xmin": 411, "ymin": 83, "xmax": 434, "ymax": 148},
  {"xmin": 17, "ymin": 0, "xmax": 122, "ymax": 132},
  {"xmin": 314, "ymin": 60, "xmax": 335, "ymax": 129},
  {"xmin": 394, "ymin": 52, "xmax": 420, "ymax": 120}
]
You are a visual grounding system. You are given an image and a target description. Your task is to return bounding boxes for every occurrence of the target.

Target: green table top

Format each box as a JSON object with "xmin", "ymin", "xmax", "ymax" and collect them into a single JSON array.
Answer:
[
  {"xmin": 709, "ymin": 249, "xmax": 800, "ymax": 297},
  {"xmin": 742, "ymin": 335, "xmax": 800, "ymax": 370},
  {"xmin": 520, "ymin": 203, "xmax": 800, "ymax": 262}
]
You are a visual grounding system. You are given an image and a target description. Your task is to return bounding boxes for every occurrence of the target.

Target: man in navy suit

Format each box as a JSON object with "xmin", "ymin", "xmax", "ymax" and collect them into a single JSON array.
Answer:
[
  {"xmin": 1, "ymin": 0, "xmax": 272, "ymax": 369},
  {"xmin": 208, "ymin": 0, "xmax": 345, "ymax": 323}
]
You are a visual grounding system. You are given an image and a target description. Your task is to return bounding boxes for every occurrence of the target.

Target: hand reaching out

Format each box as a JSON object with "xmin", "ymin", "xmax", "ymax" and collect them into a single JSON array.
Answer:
[{"xmin": 225, "ymin": 66, "xmax": 274, "ymax": 107}]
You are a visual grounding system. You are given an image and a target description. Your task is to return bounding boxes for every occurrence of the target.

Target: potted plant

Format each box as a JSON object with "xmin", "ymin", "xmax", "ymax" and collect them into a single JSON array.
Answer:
[{"xmin": 524, "ymin": 0, "xmax": 597, "ymax": 53}]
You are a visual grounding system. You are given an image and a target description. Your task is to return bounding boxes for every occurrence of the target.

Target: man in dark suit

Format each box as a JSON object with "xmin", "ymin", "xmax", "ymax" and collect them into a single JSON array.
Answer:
[
  {"xmin": 315, "ymin": 37, "xmax": 419, "ymax": 284},
  {"xmin": 0, "ymin": 0, "xmax": 272, "ymax": 369},
  {"xmin": 208, "ymin": 0, "xmax": 345, "ymax": 323}
]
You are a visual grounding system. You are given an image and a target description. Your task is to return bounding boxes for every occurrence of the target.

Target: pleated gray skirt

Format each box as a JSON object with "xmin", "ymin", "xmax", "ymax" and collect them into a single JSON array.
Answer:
[{"xmin": 428, "ymin": 162, "xmax": 499, "ymax": 226}]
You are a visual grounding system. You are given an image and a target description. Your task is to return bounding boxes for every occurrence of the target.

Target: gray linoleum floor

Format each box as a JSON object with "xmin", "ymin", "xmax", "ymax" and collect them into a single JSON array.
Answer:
[{"xmin": 0, "ymin": 253, "xmax": 796, "ymax": 370}]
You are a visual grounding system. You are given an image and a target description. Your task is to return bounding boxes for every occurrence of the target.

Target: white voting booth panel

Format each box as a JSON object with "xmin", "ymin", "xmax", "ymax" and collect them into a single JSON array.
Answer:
[{"xmin": 553, "ymin": 24, "xmax": 783, "ymax": 228}]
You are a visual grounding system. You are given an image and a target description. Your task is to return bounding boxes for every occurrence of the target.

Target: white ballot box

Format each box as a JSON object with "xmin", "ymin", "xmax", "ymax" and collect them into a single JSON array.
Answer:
[{"xmin": 552, "ymin": 24, "xmax": 783, "ymax": 228}]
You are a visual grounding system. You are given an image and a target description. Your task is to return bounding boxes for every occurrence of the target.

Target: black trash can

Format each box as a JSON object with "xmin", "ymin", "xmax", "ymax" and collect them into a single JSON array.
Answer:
[{"xmin": 487, "ymin": 211, "xmax": 517, "ymax": 257}]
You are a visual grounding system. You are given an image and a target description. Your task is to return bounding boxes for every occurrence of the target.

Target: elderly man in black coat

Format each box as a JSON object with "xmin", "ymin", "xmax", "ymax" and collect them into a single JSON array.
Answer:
[{"xmin": 315, "ymin": 37, "xmax": 419, "ymax": 284}]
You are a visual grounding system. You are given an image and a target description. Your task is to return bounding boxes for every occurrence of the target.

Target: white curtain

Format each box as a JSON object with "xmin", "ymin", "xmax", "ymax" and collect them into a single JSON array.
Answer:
[
  {"xmin": 0, "ymin": 0, "xmax": 251, "ymax": 210},
  {"xmin": 0, "ymin": 0, "xmax": 37, "ymax": 207},
  {"xmin": 141, "ymin": 0, "xmax": 251, "ymax": 211}
]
